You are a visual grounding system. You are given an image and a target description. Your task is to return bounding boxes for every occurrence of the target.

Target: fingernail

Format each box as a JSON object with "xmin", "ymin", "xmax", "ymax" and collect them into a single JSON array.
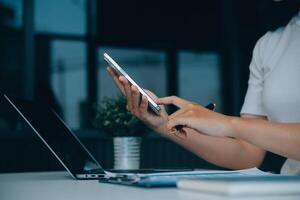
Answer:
[{"xmin": 170, "ymin": 128, "xmax": 177, "ymax": 134}]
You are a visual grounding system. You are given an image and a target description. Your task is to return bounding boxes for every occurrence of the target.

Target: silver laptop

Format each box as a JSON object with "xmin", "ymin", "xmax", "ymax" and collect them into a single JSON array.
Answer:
[{"xmin": 4, "ymin": 94, "xmax": 227, "ymax": 187}]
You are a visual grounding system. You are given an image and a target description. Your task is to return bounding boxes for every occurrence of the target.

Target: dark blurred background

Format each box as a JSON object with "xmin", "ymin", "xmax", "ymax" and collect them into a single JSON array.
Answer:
[{"xmin": 0, "ymin": 0, "xmax": 299, "ymax": 174}]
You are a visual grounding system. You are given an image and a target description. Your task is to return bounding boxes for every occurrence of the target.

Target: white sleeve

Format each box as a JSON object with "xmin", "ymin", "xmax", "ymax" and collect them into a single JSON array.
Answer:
[{"xmin": 240, "ymin": 32, "xmax": 271, "ymax": 116}]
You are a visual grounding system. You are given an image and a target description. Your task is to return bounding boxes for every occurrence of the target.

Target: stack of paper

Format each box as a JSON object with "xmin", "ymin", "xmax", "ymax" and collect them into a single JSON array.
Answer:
[{"xmin": 177, "ymin": 169, "xmax": 300, "ymax": 196}]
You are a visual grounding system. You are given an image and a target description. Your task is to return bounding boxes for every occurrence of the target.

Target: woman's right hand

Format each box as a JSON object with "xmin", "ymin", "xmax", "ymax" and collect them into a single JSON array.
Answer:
[{"xmin": 106, "ymin": 67, "xmax": 169, "ymax": 135}]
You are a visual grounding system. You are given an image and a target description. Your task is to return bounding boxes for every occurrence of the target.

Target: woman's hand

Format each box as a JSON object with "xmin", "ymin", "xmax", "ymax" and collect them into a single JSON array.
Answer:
[
  {"xmin": 157, "ymin": 96, "xmax": 234, "ymax": 138},
  {"xmin": 106, "ymin": 67, "xmax": 169, "ymax": 135}
]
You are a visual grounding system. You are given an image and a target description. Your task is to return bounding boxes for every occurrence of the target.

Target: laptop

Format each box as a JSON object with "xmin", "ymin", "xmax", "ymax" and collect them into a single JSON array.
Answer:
[{"xmin": 4, "ymin": 94, "xmax": 235, "ymax": 187}]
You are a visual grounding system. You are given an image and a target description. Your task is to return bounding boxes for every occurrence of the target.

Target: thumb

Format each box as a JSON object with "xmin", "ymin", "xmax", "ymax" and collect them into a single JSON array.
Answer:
[
  {"xmin": 144, "ymin": 89, "xmax": 158, "ymax": 100},
  {"xmin": 156, "ymin": 96, "xmax": 190, "ymax": 108}
]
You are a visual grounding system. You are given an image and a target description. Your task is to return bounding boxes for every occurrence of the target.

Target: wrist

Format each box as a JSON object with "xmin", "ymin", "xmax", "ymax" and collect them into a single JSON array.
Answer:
[
  {"xmin": 144, "ymin": 122, "xmax": 169, "ymax": 138},
  {"xmin": 155, "ymin": 125, "xmax": 170, "ymax": 138}
]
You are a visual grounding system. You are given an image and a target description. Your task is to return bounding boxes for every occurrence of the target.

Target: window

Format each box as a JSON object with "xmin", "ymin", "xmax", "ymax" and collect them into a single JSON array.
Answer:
[
  {"xmin": 0, "ymin": 0, "xmax": 23, "ymax": 29},
  {"xmin": 178, "ymin": 51, "xmax": 222, "ymax": 111},
  {"xmin": 35, "ymin": 0, "xmax": 86, "ymax": 34},
  {"xmin": 97, "ymin": 48, "xmax": 167, "ymax": 100},
  {"xmin": 50, "ymin": 40, "xmax": 87, "ymax": 130}
]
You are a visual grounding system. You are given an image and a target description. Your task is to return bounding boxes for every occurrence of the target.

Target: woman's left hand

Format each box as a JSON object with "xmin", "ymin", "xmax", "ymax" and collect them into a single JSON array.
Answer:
[{"xmin": 156, "ymin": 96, "xmax": 234, "ymax": 138}]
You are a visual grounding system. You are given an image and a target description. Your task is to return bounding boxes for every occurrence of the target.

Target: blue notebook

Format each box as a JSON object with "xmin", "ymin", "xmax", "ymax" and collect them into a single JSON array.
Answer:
[{"xmin": 105, "ymin": 168, "xmax": 274, "ymax": 188}]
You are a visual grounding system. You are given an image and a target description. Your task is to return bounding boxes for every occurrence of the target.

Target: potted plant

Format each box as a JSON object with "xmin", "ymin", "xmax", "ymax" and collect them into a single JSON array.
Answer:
[{"xmin": 94, "ymin": 96, "xmax": 148, "ymax": 169}]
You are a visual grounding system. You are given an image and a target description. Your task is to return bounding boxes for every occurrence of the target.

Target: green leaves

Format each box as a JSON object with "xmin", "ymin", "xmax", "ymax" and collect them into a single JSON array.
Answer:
[{"xmin": 94, "ymin": 96, "xmax": 148, "ymax": 137}]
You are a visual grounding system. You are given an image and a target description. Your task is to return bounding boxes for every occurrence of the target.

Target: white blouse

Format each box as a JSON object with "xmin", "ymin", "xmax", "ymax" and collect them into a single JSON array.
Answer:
[{"xmin": 240, "ymin": 11, "xmax": 300, "ymax": 175}]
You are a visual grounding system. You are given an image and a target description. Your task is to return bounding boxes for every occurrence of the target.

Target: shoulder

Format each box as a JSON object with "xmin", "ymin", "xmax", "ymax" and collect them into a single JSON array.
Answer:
[
  {"xmin": 252, "ymin": 26, "xmax": 288, "ymax": 73},
  {"xmin": 255, "ymin": 27, "xmax": 284, "ymax": 62},
  {"xmin": 257, "ymin": 12, "xmax": 298, "ymax": 58},
  {"xmin": 262, "ymin": 27, "xmax": 284, "ymax": 48}
]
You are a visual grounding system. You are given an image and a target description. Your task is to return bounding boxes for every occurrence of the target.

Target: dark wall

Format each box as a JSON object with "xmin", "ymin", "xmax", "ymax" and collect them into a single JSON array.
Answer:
[
  {"xmin": 0, "ymin": 0, "xmax": 297, "ymax": 174},
  {"xmin": 97, "ymin": 0, "xmax": 222, "ymax": 49}
]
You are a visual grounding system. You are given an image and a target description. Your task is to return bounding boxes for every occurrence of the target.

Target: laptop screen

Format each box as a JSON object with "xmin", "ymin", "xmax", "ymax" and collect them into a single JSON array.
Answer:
[{"xmin": 5, "ymin": 95, "xmax": 104, "ymax": 176}]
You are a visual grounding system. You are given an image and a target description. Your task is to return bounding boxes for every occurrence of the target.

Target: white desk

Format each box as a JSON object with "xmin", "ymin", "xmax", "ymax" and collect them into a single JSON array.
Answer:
[{"xmin": 0, "ymin": 171, "xmax": 299, "ymax": 200}]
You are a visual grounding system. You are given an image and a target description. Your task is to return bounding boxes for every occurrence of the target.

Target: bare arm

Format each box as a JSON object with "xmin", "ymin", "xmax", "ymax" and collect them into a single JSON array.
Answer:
[
  {"xmin": 229, "ymin": 117, "xmax": 300, "ymax": 161},
  {"xmin": 106, "ymin": 67, "xmax": 266, "ymax": 169},
  {"xmin": 158, "ymin": 97, "xmax": 266, "ymax": 169},
  {"xmin": 164, "ymin": 127, "xmax": 266, "ymax": 169},
  {"xmin": 163, "ymin": 98, "xmax": 300, "ymax": 162}
]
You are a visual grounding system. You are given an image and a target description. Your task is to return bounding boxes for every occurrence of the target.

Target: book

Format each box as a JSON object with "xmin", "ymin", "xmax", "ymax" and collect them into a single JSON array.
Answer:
[{"xmin": 177, "ymin": 175, "xmax": 300, "ymax": 196}]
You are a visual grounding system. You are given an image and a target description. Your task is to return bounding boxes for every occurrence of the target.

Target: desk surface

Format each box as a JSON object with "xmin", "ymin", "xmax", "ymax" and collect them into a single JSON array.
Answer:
[{"xmin": 0, "ymin": 171, "xmax": 299, "ymax": 200}]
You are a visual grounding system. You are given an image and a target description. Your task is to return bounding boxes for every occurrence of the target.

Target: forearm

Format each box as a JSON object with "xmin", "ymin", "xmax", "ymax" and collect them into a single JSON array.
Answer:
[
  {"xmin": 161, "ymin": 128, "xmax": 265, "ymax": 169},
  {"xmin": 230, "ymin": 117, "xmax": 300, "ymax": 161}
]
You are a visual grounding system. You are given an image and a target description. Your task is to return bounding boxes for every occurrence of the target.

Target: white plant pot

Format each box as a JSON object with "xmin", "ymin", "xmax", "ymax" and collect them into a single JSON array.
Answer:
[{"xmin": 113, "ymin": 137, "xmax": 141, "ymax": 170}]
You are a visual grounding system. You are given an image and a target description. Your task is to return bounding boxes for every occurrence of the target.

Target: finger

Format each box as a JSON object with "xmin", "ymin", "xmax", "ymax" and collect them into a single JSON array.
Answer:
[
  {"xmin": 140, "ymin": 95, "xmax": 148, "ymax": 111},
  {"xmin": 173, "ymin": 128, "xmax": 187, "ymax": 139},
  {"xmin": 144, "ymin": 89, "xmax": 167, "ymax": 117},
  {"xmin": 120, "ymin": 76, "xmax": 133, "ymax": 111},
  {"xmin": 139, "ymin": 95, "xmax": 149, "ymax": 119},
  {"xmin": 131, "ymin": 85, "xmax": 140, "ymax": 113},
  {"xmin": 144, "ymin": 89, "xmax": 158, "ymax": 100},
  {"xmin": 168, "ymin": 126, "xmax": 187, "ymax": 139},
  {"xmin": 156, "ymin": 96, "xmax": 190, "ymax": 108},
  {"xmin": 106, "ymin": 67, "xmax": 125, "ymax": 95},
  {"xmin": 107, "ymin": 66, "xmax": 118, "ymax": 76}
]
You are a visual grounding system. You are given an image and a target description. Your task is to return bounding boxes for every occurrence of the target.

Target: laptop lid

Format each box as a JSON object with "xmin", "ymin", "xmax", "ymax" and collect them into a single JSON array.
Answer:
[{"xmin": 4, "ymin": 94, "xmax": 106, "ymax": 178}]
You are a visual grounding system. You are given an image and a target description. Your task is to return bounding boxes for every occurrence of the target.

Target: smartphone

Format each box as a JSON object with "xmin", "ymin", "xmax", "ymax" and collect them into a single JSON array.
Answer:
[{"xmin": 104, "ymin": 53, "xmax": 161, "ymax": 115}]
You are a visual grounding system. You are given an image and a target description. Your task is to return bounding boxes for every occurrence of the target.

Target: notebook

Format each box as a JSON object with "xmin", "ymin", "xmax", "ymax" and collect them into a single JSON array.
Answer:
[{"xmin": 177, "ymin": 175, "xmax": 300, "ymax": 196}]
